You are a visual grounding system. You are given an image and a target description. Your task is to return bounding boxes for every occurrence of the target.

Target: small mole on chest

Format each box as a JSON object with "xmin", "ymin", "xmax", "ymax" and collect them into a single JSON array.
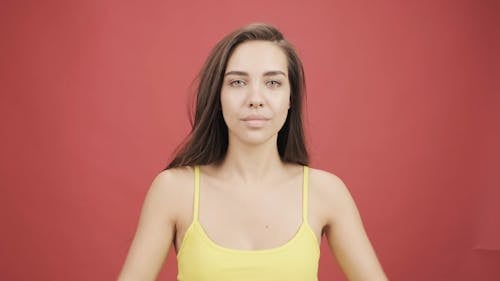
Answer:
[{"xmin": 264, "ymin": 225, "xmax": 270, "ymax": 230}]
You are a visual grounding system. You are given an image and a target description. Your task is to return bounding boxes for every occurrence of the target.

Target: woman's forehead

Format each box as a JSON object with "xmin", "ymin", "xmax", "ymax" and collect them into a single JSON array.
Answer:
[{"xmin": 225, "ymin": 41, "xmax": 288, "ymax": 74}]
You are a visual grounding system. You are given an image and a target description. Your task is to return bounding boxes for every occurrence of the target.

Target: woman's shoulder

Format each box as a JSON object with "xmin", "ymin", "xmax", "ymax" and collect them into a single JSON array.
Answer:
[
  {"xmin": 146, "ymin": 166, "xmax": 195, "ymax": 206},
  {"xmin": 308, "ymin": 167, "xmax": 346, "ymax": 189},
  {"xmin": 307, "ymin": 166, "xmax": 352, "ymax": 206},
  {"xmin": 154, "ymin": 165, "xmax": 194, "ymax": 185}
]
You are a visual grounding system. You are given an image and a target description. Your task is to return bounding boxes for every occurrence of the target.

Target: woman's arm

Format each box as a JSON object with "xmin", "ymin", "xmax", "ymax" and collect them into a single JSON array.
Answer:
[
  {"xmin": 318, "ymin": 171, "xmax": 388, "ymax": 281},
  {"xmin": 117, "ymin": 170, "xmax": 180, "ymax": 281}
]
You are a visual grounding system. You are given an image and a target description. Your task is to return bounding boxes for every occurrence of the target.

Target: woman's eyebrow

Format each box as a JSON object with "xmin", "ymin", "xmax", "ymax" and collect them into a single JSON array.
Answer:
[
  {"xmin": 263, "ymin": 70, "xmax": 286, "ymax": 77},
  {"xmin": 225, "ymin": 70, "xmax": 248, "ymax": 76},
  {"xmin": 224, "ymin": 70, "xmax": 287, "ymax": 77}
]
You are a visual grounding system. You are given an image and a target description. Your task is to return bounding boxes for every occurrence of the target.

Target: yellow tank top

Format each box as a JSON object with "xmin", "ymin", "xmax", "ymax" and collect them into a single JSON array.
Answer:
[{"xmin": 176, "ymin": 165, "xmax": 320, "ymax": 281}]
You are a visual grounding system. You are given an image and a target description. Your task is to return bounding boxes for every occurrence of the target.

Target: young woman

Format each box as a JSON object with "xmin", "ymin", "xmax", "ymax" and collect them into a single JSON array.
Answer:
[{"xmin": 118, "ymin": 23, "xmax": 388, "ymax": 281}]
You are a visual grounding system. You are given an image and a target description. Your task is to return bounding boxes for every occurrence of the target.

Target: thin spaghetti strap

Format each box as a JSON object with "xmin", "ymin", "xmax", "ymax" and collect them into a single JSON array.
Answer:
[
  {"xmin": 193, "ymin": 165, "xmax": 200, "ymax": 222},
  {"xmin": 302, "ymin": 165, "xmax": 309, "ymax": 223}
]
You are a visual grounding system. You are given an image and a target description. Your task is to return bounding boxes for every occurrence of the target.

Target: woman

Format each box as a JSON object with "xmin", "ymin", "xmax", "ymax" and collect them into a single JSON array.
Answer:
[{"xmin": 118, "ymin": 23, "xmax": 388, "ymax": 281}]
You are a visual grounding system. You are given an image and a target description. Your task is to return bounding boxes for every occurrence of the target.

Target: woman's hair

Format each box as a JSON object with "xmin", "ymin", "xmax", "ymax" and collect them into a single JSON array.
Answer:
[{"xmin": 166, "ymin": 23, "xmax": 308, "ymax": 169}]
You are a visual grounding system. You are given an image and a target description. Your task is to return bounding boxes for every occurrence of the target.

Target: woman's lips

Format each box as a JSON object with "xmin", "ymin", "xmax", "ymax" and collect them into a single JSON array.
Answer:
[
  {"xmin": 243, "ymin": 119, "xmax": 268, "ymax": 127},
  {"xmin": 241, "ymin": 116, "xmax": 269, "ymax": 127}
]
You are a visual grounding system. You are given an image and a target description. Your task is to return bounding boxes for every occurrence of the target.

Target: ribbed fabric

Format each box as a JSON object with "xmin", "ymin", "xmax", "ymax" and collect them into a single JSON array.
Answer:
[{"xmin": 176, "ymin": 166, "xmax": 320, "ymax": 281}]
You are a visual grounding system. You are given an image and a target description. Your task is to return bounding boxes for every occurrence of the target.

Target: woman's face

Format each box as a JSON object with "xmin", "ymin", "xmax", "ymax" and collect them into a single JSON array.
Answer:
[{"xmin": 221, "ymin": 40, "xmax": 291, "ymax": 146}]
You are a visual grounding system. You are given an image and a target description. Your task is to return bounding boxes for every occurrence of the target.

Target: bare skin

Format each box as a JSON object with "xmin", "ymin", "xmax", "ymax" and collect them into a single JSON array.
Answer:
[{"xmin": 117, "ymin": 41, "xmax": 388, "ymax": 281}]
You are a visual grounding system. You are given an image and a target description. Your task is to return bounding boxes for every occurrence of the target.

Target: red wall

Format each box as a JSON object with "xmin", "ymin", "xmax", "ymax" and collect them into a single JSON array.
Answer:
[{"xmin": 1, "ymin": 0, "xmax": 499, "ymax": 280}]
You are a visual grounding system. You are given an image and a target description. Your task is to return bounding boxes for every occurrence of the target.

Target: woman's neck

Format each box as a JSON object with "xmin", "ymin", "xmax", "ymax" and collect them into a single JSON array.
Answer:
[{"xmin": 218, "ymin": 136, "xmax": 285, "ymax": 184}]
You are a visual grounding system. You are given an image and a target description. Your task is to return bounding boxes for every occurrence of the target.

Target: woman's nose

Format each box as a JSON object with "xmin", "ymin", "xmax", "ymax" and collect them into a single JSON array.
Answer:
[{"xmin": 248, "ymin": 82, "xmax": 264, "ymax": 108}]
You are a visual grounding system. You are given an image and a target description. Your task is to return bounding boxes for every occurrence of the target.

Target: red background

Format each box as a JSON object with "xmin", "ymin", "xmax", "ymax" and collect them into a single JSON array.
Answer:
[{"xmin": 1, "ymin": 0, "xmax": 499, "ymax": 280}]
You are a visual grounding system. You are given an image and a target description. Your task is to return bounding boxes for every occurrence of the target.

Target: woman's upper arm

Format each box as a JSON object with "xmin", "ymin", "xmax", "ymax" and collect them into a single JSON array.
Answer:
[
  {"xmin": 318, "ymin": 171, "xmax": 388, "ymax": 281},
  {"xmin": 117, "ymin": 170, "xmax": 181, "ymax": 281}
]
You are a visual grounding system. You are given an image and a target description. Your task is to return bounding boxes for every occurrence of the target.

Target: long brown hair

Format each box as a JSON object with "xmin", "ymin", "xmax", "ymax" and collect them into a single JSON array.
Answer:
[{"xmin": 166, "ymin": 23, "xmax": 308, "ymax": 169}]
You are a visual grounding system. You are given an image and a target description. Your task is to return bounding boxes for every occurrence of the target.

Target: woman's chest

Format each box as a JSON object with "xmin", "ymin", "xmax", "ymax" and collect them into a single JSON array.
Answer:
[{"xmin": 174, "ymin": 181, "xmax": 326, "ymax": 252}]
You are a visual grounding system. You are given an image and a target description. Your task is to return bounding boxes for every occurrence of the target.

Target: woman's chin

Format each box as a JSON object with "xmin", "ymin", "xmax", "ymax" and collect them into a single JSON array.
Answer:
[{"xmin": 230, "ymin": 132, "xmax": 277, "ymax": 147}]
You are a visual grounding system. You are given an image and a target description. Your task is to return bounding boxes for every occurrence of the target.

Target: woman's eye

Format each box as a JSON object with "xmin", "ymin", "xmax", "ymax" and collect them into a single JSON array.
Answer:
[
  {"xmin": 266, "ymin": 80, "xmax": 282, "ymax": 88},
  {"xmin": 229, "ymin": 80, "xmax": 245, "ymax": 87}
]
